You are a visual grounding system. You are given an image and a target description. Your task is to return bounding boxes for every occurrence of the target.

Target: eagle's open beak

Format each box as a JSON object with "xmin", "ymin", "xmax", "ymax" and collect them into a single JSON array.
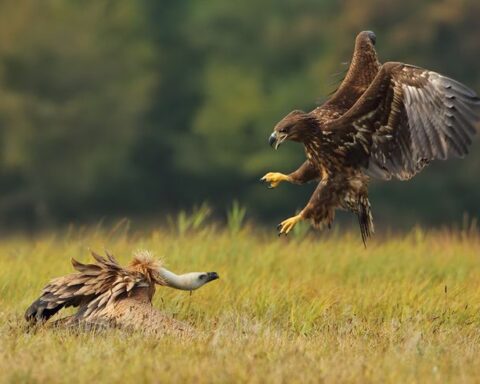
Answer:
[
  {"xmin": 269, "ymin": 132, "xmax": 277, "ymax": 148},
  {"xmin": 269, "ymin": 132, "xmax": 287, "ymax": 150},
  {"xmin": 206, "ymin": 272, "xmax": 219, "ymax": 282}
]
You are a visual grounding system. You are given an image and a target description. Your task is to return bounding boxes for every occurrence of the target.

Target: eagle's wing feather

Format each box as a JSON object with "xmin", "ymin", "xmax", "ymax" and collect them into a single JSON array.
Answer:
[
  {"xmin": 327, "ymin": 62, "xmax": 480, "ymax": 180},
  {"xmin": 25, "ymin": 251, "xmax": 148, "ymax": 323},
  {"xmin": 321, "ymin": 31, "xmax": 381, "ymax": 112}
]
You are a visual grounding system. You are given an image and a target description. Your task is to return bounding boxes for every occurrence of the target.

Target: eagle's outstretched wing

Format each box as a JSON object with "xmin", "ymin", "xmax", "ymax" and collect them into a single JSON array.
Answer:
[
  {"xmin": 320, "ymin": 31, "xmax": 381, "ymax": 113},
  {"xmin": 326, "ymin": 62, "xmax": 480, "ymax": 180},
  {"xmin": 25, "ymin": 251, "xmax": 151, "ymax": 324}
]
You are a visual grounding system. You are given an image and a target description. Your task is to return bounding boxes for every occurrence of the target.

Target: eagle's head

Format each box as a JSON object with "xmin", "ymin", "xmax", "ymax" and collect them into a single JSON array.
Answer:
[{"xmin": 269, "ymin": 110, "xmax": 316, "ymax": 149}]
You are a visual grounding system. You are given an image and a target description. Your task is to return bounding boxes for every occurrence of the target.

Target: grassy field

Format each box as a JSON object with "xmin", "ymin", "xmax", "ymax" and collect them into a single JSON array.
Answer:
[{"xmin": 1, "ymin": 218, "xmax": 480, "ymax": 383}]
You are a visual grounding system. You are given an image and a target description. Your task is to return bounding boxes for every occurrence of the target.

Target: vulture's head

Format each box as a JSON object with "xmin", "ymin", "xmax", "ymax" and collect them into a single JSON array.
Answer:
[
  {"xmin": 157, "ymin": 268, "xmax": 219, "ymax": 291},
  {"xmin": 269, "ymin": 110, "xmax": 316, "ymax": 149},
  {"xmin": 132, "ymin": 250, "xmax": 219, "ymax": 292}
]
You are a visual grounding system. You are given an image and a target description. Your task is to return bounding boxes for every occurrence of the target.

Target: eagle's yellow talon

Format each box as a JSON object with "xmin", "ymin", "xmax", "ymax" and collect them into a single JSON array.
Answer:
[
  {"xmin": 260, "ymin": 172, "xmax": 291, "ymax": 189},
  {"xmin": 278, "ymin": 213, "xmax": 304, "ymax": 236}
]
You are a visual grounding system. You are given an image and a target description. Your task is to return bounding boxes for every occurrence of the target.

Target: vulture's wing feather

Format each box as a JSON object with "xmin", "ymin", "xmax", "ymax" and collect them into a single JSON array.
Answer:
[
  {"xmin": 321, "ymin": 31, "xmax": 381, "ymax": 113},
  {"xmin": 25, "ymin": 252, "xmax": 148, "ymax": 323},
  {"xmin": 327, "ymin": 62, "xmax": 480, "ymax": 180}
]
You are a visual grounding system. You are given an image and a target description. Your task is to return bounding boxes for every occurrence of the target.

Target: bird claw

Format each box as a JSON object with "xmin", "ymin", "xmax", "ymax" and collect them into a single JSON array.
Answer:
[
  {"xmin": 277, "ymin": 214, "xmax": 303, "ymax": 236},
  {"xmin": 260, "ymin": 172, "xmax": 290, "ymax": 189}
]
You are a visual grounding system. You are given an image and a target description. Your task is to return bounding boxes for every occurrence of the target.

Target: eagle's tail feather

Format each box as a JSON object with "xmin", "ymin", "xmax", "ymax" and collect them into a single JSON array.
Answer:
[{"xmin": 357, "ymin": 196, "xmax": 374, "ymax": 247}]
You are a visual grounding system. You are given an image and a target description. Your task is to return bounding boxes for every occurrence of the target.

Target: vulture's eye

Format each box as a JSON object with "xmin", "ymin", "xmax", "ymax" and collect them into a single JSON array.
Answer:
[{"xmin": 199, "ymin": 274, "xmax": 206, "ymax": 280}]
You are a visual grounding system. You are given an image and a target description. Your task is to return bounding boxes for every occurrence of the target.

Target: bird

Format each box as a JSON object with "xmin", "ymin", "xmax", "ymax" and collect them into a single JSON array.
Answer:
[
  {"xmin": 25, "ymin": 250, "xmax": 219, "ymax": 333},
  {"xmin": 261, "ymin": 31, "xmax": 480, "ymax": 245}
]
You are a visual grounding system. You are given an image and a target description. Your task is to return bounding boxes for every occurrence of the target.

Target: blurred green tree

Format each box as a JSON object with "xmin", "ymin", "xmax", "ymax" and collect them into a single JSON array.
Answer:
[
  {"xmin": 0, "ymin": 0, "xmax": 154, "ymax": 226},
  {"xmin": 0, "ymin": 0, "xmax": 478, "ymax": 229}
]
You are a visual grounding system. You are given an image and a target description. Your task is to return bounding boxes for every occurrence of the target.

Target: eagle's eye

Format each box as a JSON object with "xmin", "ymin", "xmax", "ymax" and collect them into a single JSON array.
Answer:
[{"xmin": 279, "ymin": 127, "xmax": 288, "ymax": 134}]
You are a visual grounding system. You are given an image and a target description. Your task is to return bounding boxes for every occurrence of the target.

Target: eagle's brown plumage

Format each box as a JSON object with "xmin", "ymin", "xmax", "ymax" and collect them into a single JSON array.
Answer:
[
  {"xmin": 25, "ymin": 251, "xmax": 191, "ymax": 333},
  {"xmin": 262, "ymin": 31, "xmax": 479, "ymax": 244}
]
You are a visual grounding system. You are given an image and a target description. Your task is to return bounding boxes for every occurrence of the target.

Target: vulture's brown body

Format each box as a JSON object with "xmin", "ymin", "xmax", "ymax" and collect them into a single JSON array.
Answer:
[
  {"xmin": 263, "ymin": 31, "xmax": 480, "ymax": 243},
  {"xmin": 25, "ymin": 252, "xmax": 196, "ymax": 334}
]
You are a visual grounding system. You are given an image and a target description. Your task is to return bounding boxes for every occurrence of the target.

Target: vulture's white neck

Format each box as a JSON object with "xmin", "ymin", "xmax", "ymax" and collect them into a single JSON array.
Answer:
[{"xmin": 158, "ymin": 268, "xmax": 208, "ymax": 291}]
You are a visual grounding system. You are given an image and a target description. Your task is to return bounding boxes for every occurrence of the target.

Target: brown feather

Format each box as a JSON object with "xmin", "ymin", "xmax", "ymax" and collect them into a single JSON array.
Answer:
[
  {"xmin": 270, "ymin": 31, "xmax": 478, "ymax": 243},
  {"xmin": 24, "ymin": 251, "xmax": 189, "ymax": 334}
]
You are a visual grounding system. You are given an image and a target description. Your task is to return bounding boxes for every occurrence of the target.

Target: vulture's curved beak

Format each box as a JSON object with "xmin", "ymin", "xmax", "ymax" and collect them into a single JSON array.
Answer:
[{"xmin": 206, "ymin": 272, "xmax": 219, "ymax": 282}]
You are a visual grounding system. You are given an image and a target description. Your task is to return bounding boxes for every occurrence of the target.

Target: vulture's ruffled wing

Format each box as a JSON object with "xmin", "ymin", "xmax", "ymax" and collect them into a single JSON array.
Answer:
[{"xmin": 25, "ymin": 251, "xmax": 150, "ymax": 323}]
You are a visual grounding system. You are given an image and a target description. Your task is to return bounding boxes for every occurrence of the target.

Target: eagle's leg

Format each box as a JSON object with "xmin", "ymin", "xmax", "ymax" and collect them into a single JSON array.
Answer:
[
  {"xmin": 260, "ymin": 172, "xmax": 291, "ymax": 189},
  {"xmin": 289, "ymin": 160, "xmax": 321, "ymax": 184},
  {"xmin": 261, "ymin": 160, "xmax": 320, "ymax": 189},
  {"xmin": 277, "ymin": 212, "xmax": 304, "ymax": 236},
  {"xmin": 277, "ymin": 179, "xmax": 337, "ymax": 236}
]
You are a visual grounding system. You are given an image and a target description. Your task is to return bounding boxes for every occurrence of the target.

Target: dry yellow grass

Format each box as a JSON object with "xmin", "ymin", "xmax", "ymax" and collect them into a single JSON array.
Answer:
[{"xmin": 1, "ymin": 222, "xmax": 480, "ymax": 383}]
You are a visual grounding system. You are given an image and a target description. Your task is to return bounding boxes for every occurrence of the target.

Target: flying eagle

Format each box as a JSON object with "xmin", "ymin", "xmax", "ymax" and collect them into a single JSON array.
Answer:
[
  {"xmin": 261, "ymin": 31, "xmax": 479, "ymax": 244},
  {"xmin": 25, "ymin": 250, "xmax": 219, "ymax": 333}
]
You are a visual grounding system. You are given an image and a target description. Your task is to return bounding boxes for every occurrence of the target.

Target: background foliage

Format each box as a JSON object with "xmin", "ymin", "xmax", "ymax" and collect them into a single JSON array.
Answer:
[{"xmin": 0, "ymin": 0, "xmax": 478, "ymax": 230}]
